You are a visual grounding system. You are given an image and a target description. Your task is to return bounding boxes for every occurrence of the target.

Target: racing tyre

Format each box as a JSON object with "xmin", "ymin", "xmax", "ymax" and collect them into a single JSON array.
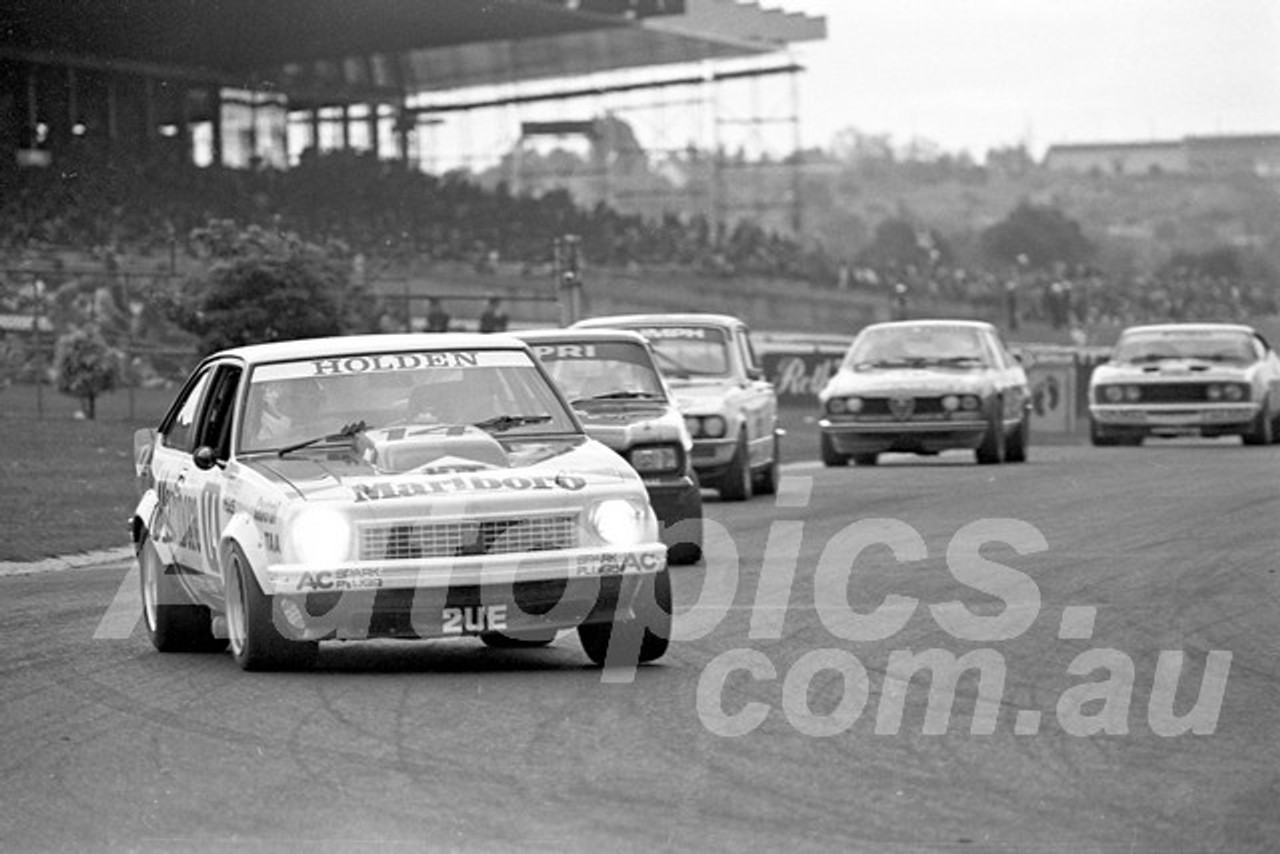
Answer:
[
  {"xmin": 820, "ymin": 433, "xmax": 849, "ymax": 467},
  {"xmin": 1089, "ymin": 419, "xmax": 1119, "ymax": 447},
  {"xmin": 851, "ymin": 453, "xmax": 878, "ymax": 466},
  {"xmin": 753, "ymin": 433, "xmax": 781, "ymax": 495},
  {"xmin": 1243, "ymin": 400, "xmax": 1274, "ymax": 446},
  {"xmin": 578, "ymin": 568, "xmax": 672, "ymax": 667},
  {"xmin": 1005, "ymin": 413, "xmax": 1030, "ymax": 463},
  {"xmin": 480, "ymin": 629, "xmax": 559, "ymax": 649},
  {"xmin": 225, "ymin": 543, "xmax": 318, "ymax": 671},
  {"xmin": 138, "ymin": 535, "xmax": 227, "ymax": 653},
  {"xmin": 976, "ymin": 406, "xmax": 1005, "ymax": 465},
  {"xmin": 718, "ymin": 435, "xmax": 753, "ymax": 502}
]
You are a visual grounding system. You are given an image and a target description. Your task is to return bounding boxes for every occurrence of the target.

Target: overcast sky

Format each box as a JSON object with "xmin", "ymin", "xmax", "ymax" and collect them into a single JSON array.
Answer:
[{"xmin": 777, "ymin": 0, "xmax": 1280, "ymax": 159}]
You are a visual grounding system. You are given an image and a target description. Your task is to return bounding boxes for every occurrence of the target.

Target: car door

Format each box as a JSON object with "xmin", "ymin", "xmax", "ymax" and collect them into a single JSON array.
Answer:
[
  {"xmin": 150, "ymin": 367, "xmax": 214, "ymax": 575},
  {"xmin": 734, "ymin": 324, "xmax": 777, "ymax": 465},
  {"xmin": 150, "ymin": 362, "xmax": 242, "ymax": 579}
]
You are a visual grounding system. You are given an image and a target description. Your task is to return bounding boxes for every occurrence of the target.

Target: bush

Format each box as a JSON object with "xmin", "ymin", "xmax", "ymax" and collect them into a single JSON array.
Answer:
[{"xmin": 54, "ymin": 325, "xmax": 122, "ymax": 419}]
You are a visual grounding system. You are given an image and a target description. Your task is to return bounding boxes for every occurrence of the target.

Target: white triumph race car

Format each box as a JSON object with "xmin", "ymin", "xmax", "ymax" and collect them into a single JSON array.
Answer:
[
  {"xmin": 574, "ymin": 313, "xmax": 781, "ymax": 501},
  {"xmin": 131, "ymin": 334, "xmax": 671, "ymax": 671},
  {"xmin": 1089, "ymin": 322, "xmax": 1280, "ymax": 446}
]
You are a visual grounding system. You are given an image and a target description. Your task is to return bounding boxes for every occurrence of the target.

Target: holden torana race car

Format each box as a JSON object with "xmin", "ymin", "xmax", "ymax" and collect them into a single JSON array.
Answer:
[
  {"xmin": 818, "ymin": 319, "xmax": 1031, "ymax": 466},
  {"xmin": 573, "ymin": 313, "xmax": 780, "ymax": 501},
  {"xmin": 1088, "ymin": 322, "xmax": 1280, "ymax": 446},
  {"xmin": 130, "ymin": 333, "xmax": 671, "ymax": 671},
  {"xmin": 515, "ymin": 328, "xmax": 703, "ymax": 565}
]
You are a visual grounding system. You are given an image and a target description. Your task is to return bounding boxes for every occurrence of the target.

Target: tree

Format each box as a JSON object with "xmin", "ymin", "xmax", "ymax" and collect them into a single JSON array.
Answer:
[
  {"xmin": 980, "ymin": 202, "xmax": 1094, "ymax": 269},
  {"xmin": 856, "ymin": 217, "xmax": 952, "ymax": 270},
  {"xmin": 54, "ymin": 324, "xmax": 122, "ymax": 419},
  {"xmin": 171, "ymin": 220, "xmax": 381, "ymax": 355}
]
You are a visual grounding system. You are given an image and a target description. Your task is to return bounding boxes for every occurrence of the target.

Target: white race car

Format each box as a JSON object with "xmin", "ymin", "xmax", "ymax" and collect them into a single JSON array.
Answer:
[
  {"xmin": 574, "ymin": 313, "xmax": 781, "ymax": 501},
  {"xmin": 131, "ymin": 334, "xmax": 670, "ymax": 670},
  {"xmin": 1088, "ymin": 322, "xmax": 1280, "ymax": 445},
  {"xmin": 818, "ymin": 319, "xmax": 1031, "ymax": 466}
]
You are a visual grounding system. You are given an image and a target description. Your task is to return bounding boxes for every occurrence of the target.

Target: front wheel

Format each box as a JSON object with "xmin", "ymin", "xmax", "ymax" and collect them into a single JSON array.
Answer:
[
  {"xmin": 975, "ymin": 406, "xmax": 1005, "ymax": 465},
  {"xmin": 1005, "ymin": 413, "xmax": 1030, "ymax": 463},
  {"xmin": 753, "ymin": 433, "xmax": 781, "ymax": 495},
  {"xmin": 578, "ymin": 569, "xmax": 672, "ymax": 667},
  {"xmin": 224, "ymin": 544, "xmax": 318, "ymax": 671},
  {"xmin": 1243, "ymin": 400, "xmax": 1274, "ymax": 445},
  {"xmin": 718, "ymin": 434, "xmax": 753, "ymax": 502},
  {"xmin": 820, "ymin": 433, "xmax": 849, "ymax": 467},
  {"xmin": 138, "ymin": 535, "xmax": 226, "ymax": 653}
]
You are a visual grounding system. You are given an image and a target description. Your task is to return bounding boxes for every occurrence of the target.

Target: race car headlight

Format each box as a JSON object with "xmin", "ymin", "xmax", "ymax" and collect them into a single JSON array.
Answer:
[
  {"xmin": 1207, "ymin": 384, "xmax": 1222, "ymax": 401},
  {"xmin": 684, "ymin": 415, "xmax": 701, "ymax": 437},
  {"xmin": 1222, "ymin": 383, "xmax": 1247, "ymax": 401},
  {"xmin": 591, "ymin": 499, "xmax": 648, "ymax": 547},
  {"xmin": 960, "ymin": 395, "xmax": 981, "ymax": 411},
  {"xmin": 701, "ymin": 415, "xmax": 727, "ymax": 438},
  {"xmin": 629, "ymin": 444, "xmax": 681, "ymax": 474},
  {"xmin": 827, "ymin": 397, "xmax": 846, "ymax": 414},
  {"xmin": 1124, "ymin": 385, "xmax": 1141, "ymax": 402},
  {"xmin": 1102, "ymin": 385, "xmax": 1124, "ymax": 403},
  {"xmin": 291, "ymin": 507, "xmax": 352, "ymax": 564},
  {"xmin": 941, "ymin": 394, "xmax": 960, "ymax": 411}
]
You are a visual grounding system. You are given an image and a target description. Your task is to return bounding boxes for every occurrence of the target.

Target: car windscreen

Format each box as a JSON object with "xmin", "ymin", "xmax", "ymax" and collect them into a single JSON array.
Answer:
[
  {"xmin": 631, "ymin": 326, "xmax": 730, "ymax": 377},
  {"xmin": 238, "ymin": 349, "xmax": 577, "ymax": 453},
  {"xmin": 1111, "ymin": 330, "xmax": 1256, "ymax": 364},
  {"xmin": 531, "ymin": 340, "xmax": 667, "ymax": 403},
  {"xmin": 843, "ymin": 325, "xmax": 991, "ymax": 369}
]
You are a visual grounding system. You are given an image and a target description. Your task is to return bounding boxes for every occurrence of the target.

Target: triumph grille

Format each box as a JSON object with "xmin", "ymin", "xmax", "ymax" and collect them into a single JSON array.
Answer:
[{"xmin": 359, "ymin": 515, "xmax": 579, "ymax": 560}]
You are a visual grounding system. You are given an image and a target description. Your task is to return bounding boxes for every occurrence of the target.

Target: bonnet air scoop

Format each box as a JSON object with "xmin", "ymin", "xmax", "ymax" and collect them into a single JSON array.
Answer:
[{"xmin": 357, "ymin": 425, "xmax": 510, "ymax": 474}]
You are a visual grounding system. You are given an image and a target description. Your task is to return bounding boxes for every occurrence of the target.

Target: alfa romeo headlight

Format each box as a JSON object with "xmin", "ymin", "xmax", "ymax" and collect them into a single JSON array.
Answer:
[
  {"xmin": 591, "ymin": 499, "xmax": 648, "ymax": 547},
  {"xmin": 291, "ymin": 507, "xmax": 352, "ymax": 564},
  {"xmin": 1102, "ymin": 386, "xmax": 1124, "ymax": 403}
]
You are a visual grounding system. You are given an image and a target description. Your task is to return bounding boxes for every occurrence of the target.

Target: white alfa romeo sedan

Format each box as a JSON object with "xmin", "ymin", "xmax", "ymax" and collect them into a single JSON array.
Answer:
[
  {"xmin": 131, "ymin": 334, "xmax": 670, "ymax": 671},
  {"xmin": 818, "ymin": 319, "xmax": 1031, "ymax": 466}
]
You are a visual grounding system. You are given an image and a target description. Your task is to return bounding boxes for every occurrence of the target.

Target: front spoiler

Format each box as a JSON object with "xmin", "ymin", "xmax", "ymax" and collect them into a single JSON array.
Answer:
[{"xmin": 267, "ymin": 544, "xmax": 667, "ymax": 596}]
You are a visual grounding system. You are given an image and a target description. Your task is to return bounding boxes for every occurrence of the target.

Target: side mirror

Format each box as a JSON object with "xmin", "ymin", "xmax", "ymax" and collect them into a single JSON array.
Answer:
[{"xmin": 192, "ymin": 446, "xmax": 221, "ymax": 471}]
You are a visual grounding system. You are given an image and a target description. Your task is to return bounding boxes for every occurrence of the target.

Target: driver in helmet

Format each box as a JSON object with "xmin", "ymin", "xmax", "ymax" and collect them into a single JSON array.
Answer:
[{"xmin": 255, "ymin": 378, "xmax": 324, "ymax": 444}]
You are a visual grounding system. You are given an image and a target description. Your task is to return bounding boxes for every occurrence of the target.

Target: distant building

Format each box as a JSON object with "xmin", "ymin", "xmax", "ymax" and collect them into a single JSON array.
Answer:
[{"xmin": 1044, "ymin": 134, "xmax": 1280, "ymax": 177}]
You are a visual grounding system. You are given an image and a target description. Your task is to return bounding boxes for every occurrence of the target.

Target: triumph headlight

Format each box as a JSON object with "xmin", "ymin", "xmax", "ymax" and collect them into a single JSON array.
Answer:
[
  {"xmin": 291, "ymin": 507, "xmax": 352, "ymax": 564},
  {"xmin": 702, "ymin": 415, "xmax": 727, "ymax": 438},
  {"xmin": 591, "ymin": 499, "xmax": 648, "ymax": 547}
]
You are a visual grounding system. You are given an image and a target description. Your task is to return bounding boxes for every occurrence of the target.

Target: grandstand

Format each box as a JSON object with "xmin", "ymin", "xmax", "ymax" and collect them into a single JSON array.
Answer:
[{"xmin": 1, "ymin": 1, "xmax": 851, "ymax": 382}]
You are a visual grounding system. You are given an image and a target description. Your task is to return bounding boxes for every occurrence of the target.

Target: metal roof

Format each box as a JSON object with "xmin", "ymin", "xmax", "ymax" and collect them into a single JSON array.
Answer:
[{"xmin": 1, "ymin": 0, "xmax": 824, "ymax": 103}]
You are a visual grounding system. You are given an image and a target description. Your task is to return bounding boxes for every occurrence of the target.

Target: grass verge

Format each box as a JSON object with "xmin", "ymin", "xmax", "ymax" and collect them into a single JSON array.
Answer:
[{"xmin": 1, "ymin": 383, "xmax": 172, "ymax": 562}]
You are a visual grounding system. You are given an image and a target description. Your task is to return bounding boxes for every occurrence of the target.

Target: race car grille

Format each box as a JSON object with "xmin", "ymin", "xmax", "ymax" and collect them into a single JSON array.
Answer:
[
  {"xmin": 359, "ymin": 515, "xmax": 579, "ymax": 560},
  {"xmin": 1131, "ymin": 383, "xmax": 1211, "ymax": 403},
  {"xmin": 859, "ymin": 397, "xmax": 948, "ymax": 418}
]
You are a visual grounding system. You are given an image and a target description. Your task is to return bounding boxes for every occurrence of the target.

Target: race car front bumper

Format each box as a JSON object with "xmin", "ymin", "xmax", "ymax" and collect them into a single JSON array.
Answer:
[
  {"xmin": 820, "ymin": 417, "xmax": 989, "ymax": 454},
  {"xmin": 1090, "ymin": 403, "xmax": 1258, "ymax": 432},
  {"xmin": 643, "ymin": 474, "xmax": 703, "ymax": 551},
  {"xmin": 264, "ymin": 545, "xmax": 667, "ymax": 641}
]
